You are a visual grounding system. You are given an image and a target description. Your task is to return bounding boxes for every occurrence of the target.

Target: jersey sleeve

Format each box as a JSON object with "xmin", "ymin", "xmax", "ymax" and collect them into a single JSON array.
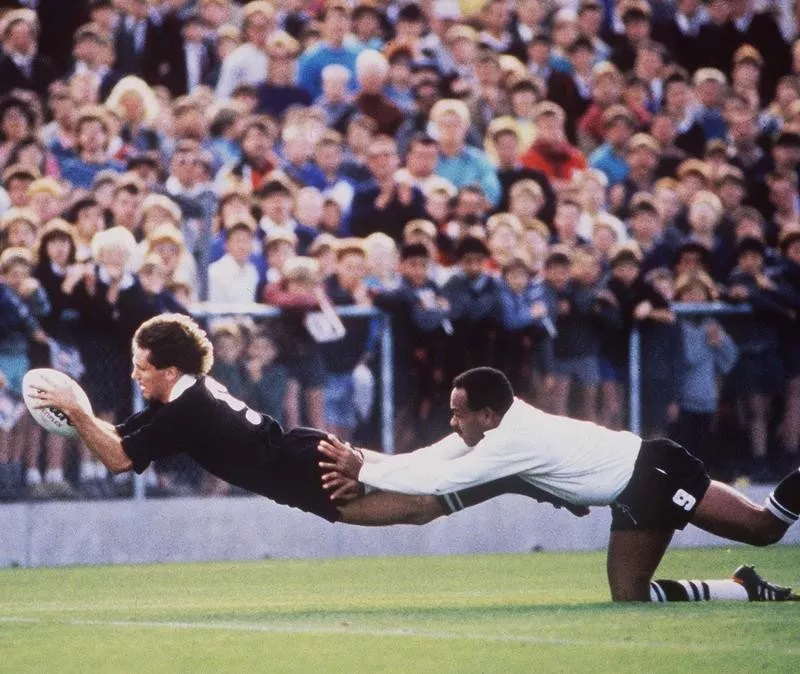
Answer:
[
  {"xmin": 119, "ymin": 402, "xmax": 191, "ymax": 474},
  {"xmin": 359, "ymin": 431, "xmax": 530, "ymax": 495}
]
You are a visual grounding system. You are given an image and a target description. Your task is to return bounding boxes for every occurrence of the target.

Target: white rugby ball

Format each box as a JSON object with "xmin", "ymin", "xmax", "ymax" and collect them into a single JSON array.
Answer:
[{"xmin": 22, "ymin": 368, "xmax": 93, "ymax": 439}]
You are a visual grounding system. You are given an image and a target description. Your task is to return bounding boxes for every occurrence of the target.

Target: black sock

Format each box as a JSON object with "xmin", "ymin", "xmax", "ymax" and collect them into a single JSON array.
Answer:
[{"xmin": 767, "ymin": 469, "xmax": 800, "ymax": 525}]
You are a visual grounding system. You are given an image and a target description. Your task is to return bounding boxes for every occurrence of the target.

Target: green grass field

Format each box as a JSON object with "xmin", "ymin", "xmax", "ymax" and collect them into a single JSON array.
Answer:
[{"xmin": 1, "ymin": 547, "xmax": 799, "ymax": 673}]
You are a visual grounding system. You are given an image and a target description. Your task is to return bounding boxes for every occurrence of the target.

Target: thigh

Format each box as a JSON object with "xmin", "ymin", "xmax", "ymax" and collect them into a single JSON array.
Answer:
[
  {"xmin": 607, "ymin": 528, "xmax": 674, "ymax": 601},
  {"xmin": 691, "ymin": 480, "xmax": 787, "ymax": 546}
]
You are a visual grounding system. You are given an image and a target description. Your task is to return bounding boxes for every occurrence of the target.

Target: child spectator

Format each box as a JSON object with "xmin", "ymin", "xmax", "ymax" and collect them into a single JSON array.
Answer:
[
  {"xmin": 442, "ymin": 236, "xmax": 503, "ymax": 381},
  {"xmin": 208, "ymin": 217, "xmax": 259, "ymax": 304},
  {"xmin": 636, "ymin": 267, "xmax": 683, "ymax": 439},
  {"xmin": 243, "ymin": 329, "xmax": 289, "ymax": 426},
  {"xmin": 320, "ymin": 239, "xmax": 374, "ymax": 442},
  {"xmin": 263, "ymin": 256, "xmax": 327, "ymax": 430},
  {"xmin": 497, "ymin": 255, "xmax": 555, "ymax": 402},
  {"xmin": 671, "ymin": 272, "xmax": 738, "ymax": 470},
  {"xmin": 486, "ymin": 212, "xmax": 523, "ymax": 272},
  {"xmin": 547, "ymin": 245, "xmax": 620, "ymax": 421},
  {"xmin": 372, "ymin": 242, "xmax": 452, "ymax": 450},
  {"xmin": 725, "ymin": 237, "xmax": 799, "ymax": 480},
  {"xmin": 601, "ymin": 242, "xmax": 646, "ymax": 429}
]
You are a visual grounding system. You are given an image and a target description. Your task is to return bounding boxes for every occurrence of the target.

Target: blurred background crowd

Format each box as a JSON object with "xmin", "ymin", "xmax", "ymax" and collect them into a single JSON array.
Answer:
[{"xmin": 0, "ymin": 0, "xmax": 799, "ymax": 501}]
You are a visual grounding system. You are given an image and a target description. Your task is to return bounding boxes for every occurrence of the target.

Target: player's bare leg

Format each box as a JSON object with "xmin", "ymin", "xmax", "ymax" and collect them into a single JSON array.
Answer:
[
  {"xmin": 607, "ymin": 528, "xmax": 673, "ymax": 601},
  {"xmin": 339, "ymin": 491, "xmax": 444, "ymax": 526},
  {"xmin": 690, "ymin": 481, "xmax": 787, "ymax": 545}
]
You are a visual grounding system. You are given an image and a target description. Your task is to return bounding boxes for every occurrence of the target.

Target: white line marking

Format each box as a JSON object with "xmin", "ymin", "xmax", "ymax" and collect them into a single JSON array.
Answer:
[{"xmin": 1, "ymin": 616, "xmax": 799, "ymax": 654}]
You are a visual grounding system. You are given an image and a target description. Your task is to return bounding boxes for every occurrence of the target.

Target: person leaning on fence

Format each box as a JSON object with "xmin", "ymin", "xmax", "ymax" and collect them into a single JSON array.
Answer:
[
  {"xmin": 669, "ymin": 271, "xmax": 738, "ymax": 472},
  {"xmin": 319, "ymin": 238, "xmax": 374, "ymax": 443},
  {"xmin": 371, "ymin": 242, "xmax": 453, "ymax": 451},
  {"xmin": 724, "ymin": 237, "xmax": 800, "ymax": 481}
]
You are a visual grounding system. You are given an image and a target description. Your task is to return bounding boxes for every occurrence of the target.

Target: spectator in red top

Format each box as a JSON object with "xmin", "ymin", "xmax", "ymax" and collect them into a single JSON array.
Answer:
[{"xmin": 520, "ymin": 102, "xmax": 587, "ymax": 190}]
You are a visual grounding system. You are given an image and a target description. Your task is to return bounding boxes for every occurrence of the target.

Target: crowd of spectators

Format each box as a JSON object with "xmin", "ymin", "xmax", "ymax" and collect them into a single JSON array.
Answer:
[{"xmin": 0, "ymin": 0, "xmax": 800, "ymax": 501}]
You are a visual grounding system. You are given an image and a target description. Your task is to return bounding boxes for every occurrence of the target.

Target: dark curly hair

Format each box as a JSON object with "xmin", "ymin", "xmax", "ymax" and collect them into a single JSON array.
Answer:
[{"xmin": 134, "ymin": 313, "xmax": 214, "ymax": 375}]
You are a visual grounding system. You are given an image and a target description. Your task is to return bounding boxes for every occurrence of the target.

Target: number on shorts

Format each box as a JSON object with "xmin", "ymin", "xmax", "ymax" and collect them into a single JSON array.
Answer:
[
  {"xmin": 205, "ymin": 378, "xmax": 261, "ymax": 425},
  {"xmin": 672, "ymin": 488, "xmax": 696, "ymax": 511}
]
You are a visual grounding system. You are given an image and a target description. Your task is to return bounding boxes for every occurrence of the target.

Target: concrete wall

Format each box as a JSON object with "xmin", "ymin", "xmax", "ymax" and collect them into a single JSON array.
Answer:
[{"xmin": 0, "ymin": 486, "xmax": 797, "ymax": 568}]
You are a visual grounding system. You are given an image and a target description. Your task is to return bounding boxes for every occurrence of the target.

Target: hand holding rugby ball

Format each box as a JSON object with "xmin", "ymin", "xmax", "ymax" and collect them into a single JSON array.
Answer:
[{"xmin": 22, "ymin": 368, "xmax": 93, "ymax": 439}]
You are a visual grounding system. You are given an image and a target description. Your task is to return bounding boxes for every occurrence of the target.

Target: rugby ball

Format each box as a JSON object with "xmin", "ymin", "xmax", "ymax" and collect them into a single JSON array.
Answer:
[{"xmin": 22, "ymin": 368, "xmax": 93, "ymax": 439}]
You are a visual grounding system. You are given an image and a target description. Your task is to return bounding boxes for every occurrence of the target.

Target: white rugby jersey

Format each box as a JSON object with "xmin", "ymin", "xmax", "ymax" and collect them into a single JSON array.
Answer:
[{"xmin": 359, "ymin": 398, "xmax": 642, "ymax": 506}]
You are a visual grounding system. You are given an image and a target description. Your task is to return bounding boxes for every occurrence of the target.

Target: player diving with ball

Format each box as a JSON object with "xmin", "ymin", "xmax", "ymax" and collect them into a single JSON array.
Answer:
[{"xmin": 28, "ymin": 314, "xmax": 799, "ymax": 602}]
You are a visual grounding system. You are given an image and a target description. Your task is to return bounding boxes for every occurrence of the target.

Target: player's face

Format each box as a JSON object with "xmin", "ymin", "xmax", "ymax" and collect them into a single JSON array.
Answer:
[
  {"xmin": 131, "ymin": 346, "xmax": 176, "ymax": 403},
  {"xmin": 449, "ymin": 388, "xmax": 492, "ymax": 447}
]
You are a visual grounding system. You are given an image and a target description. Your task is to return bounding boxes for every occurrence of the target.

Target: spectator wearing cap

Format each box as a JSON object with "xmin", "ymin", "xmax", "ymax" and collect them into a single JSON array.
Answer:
[
  {"xmin": 442, "ymin": 234, "xmax": 503, "ymax": 380},
  {"xmin": 577, "ymin": 61, "xmax": 624, "ymax": 153},
  {"xmin": 352, "ymin": 49, "xmax": 404, "ymax": 136},
  {"xmin": 441, "ymin": 23, "xmax": 480, "ymax": 95},
  {"xmin": 0, "ymin": 9, "xmax": 56, "ymax": 99},
  {"xmin": 215, "ymin": 1, "xmax": 275, "ymax": 100},
  {"xmin": 255, "ymin": 31, "xmax": 312, "ymax": 119},
  {"xmin": 627, "ymin": 192, "xmax": 677, "ymax": 275},
  {"xmin": 614, "ymin": 132, "xmax": 659, "ymax": 217},
  {"xmin": 588, "ymin": 104, "xmax": 636, "ymax": 186},
  {"xmin": 609, "ymin": 0, "xmax": 653, "ymax": 75},
  {"xmin": 58, "ymin": 106, "xmax": 124, "ymax": 189},
  {"xmin": 651, "ymin": 0, "xmax": 707, "ymax": 74},
  {"xmin": 670, "ymin": 271, "xmax": 739, "ymax": 465},
  {"xmin": 777, "ymin": 228, "xmax": 800, "ymax": 461},
  {"xmin": 349, "ymin": 134, "xmax": 426, "ymax": 242},
  {"xmin": 66, "ymin": 22, "xmax": 123, "ymax": 103},
  {"xmin": 731, "ymin": 43, "xmax": 766, "ymax": 109},
  {"xmin": 490, "ymin": 121, "xmax": 556, "ymax": 224},
  {"xmin": 520, "ymin": 102, "xmax": 588, "ymax": 189},
  {"xmin": 720, "ymin": 0, "xmax": 792, "ymax": 105},
  {"xmin": 208, "ymin": 216, "xmax": 260, "ymax": 304},
  {"xmin": 725, "ymin": 234, "xmax": 798, "ymax": 479},
  {"xmin": 297, "ymin": 2, "xmax": 363, "ymax": 101},
  {"xmin": 430, "ymin": 99, "xmax": 501, "ymax": 208},
  {"xmin": 692, "ymin": 68, "xmax": 728, "ymax": 144}
]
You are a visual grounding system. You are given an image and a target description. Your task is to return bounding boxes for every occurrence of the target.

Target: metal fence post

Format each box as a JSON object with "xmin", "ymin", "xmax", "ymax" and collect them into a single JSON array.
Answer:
[
  {"xmin": 628, "ymin": 326, "xmax": 641, "ymax": 436},
  {"xmin": 380, "ymin": 312, "xmax": 394, "ymax": 454}
]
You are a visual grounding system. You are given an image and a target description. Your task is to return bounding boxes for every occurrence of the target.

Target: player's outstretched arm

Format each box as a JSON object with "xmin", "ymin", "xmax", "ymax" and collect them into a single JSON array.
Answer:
[{"xmin": 30, "ymin": 382, "xmax": 133, "ymax": 473}]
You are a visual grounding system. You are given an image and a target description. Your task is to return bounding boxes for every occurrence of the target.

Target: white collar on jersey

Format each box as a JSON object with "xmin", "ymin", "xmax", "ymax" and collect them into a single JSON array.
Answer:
[{"xmin": 168, "ymin": 375, "xmax": 197, "ymax": 402}]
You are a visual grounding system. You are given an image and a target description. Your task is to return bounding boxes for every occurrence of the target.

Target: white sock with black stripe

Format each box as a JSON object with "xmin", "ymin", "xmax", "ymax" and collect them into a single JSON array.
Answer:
[
  {"xmin": 766, "ymin": 469, "xmax": 800, "ymax": 525},
  {"xmin": 649, "ymin": 579, "xmax": 748, "ymax": 602}
]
